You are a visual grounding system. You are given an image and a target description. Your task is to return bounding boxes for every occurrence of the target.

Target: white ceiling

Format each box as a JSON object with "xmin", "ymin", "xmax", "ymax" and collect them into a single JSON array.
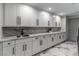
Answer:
[{"xmin": 30, "ymin": 3, "xmax": 79, "ymax": 16}]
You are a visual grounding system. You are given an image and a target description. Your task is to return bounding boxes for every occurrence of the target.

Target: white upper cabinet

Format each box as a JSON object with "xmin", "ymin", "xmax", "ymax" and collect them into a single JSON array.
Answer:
[
  {"xmin": 53, "ymin": 15, "xmax": 62, "ymax": 27},
  {"xmin": 18, "ymin": 4, "xmax": 38, "ymax": 26},
  {"xmin": 4, "ymin": 4, "xmax": 17, "ymax": 26},
  {"xmin": 0, "ymin": 4, "xmax": 3, "ymax": 26},
  {"xmin": 3, "ymin": 3, "xmax": 64, "ymax": 27},
  {"xmin": 38, "ymin": 11, "xmax": 50, "ymax": 27}
]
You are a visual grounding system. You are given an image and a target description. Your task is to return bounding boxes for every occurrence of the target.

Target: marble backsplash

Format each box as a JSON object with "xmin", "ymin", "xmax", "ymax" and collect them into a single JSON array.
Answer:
[{"xmin": 2, "ymin": 27, "xmax": 61, "ymax": 37}]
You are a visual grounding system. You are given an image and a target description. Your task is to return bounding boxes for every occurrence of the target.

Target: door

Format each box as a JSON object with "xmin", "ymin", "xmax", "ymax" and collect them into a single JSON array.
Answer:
[
  {"xmin": 4, "ymin": 3, "xmax": 17, "ymax": 26},
  {"xmin": 18, "ymin": 4, "xmax": 37, "ymax": 26},
  {"xmin": 16, "ymin": 43, "xmax": 25, "ymax": 56},
  {"xmin": 3, "ymin": 45, "xmax": 16, "ymax": 56},
  {"xmin": 32, "ymin": 37, "xmax": 40, "ymax": 54},
  {"xmin": 69, "ymin": 19, "xmax": 79, "ymax": 41}
]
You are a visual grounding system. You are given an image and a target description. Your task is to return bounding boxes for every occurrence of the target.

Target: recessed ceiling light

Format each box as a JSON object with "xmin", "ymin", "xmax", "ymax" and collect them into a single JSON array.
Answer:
[{"xmin": 48, "ymin": 8, "xmax": 52, "ymax": 11}]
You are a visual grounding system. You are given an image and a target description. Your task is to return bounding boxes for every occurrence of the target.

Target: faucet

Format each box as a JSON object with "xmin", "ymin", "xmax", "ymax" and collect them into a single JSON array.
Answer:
[{"xmin": 21, "ymin": 28, "xmax": 24, "ymax": 36}]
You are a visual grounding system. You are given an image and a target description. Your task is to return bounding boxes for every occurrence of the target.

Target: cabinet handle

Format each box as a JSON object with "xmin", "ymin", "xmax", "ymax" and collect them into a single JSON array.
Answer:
[
  {"xmin": 59, "ymin": 36, "xmax": 61, "ymax": 39},
  {"xmin": 36, "ymin": 19, "xmax": 39, "ymax": 26},
  {"xmin": 8, "ymin": 43, "xmax": 11, "ymax": 45},
  {"xmin": 17, "ymin": 16, "xmax": 21, "ymax": 25},
  {"xmin": 55, "ymin": 22, "xmax": 57, "ymax": 27},
  {"xmin": 35, "ymin": 37, "xmax": 38, "ymax": 39},
  {"xmin": 48, "ymin": 21, "xmax": 50, "ymax": 26},
  {"xmin": 52, "ymin": 38, "xmax": 54, "ymax": 42},
  {"xmin": 40, "ymin": 40, "xmax": 43, "ymax": 46},
  {"xmin": 25, "ymin": 44, "xmax": 27, "ymax": 51},
  {"xmin": 12, "ymin": 47, "xmax": 15, "ymax": 55},
  {"xmin": 23, "ymin": 45, "xmax": 25, "ymax": 51}
]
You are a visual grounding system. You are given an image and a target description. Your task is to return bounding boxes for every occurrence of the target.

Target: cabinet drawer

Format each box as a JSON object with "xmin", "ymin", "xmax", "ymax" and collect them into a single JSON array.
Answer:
[
  {"xmin": 3, "ymin": 41, "xmax": 15, "ymax": 47},
  {"xmin": 24, "ymin": 38, "xmax": 33, "ymax": 43},
  {"xmin": 16, "ymin": 39, "xmax": 24, "ymax": 44}
]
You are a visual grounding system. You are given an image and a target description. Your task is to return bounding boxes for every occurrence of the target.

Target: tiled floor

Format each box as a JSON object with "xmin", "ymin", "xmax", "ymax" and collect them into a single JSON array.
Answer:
[{"xmin": 37, "ymin": 41, "xmax": 78, "ymax": 56}]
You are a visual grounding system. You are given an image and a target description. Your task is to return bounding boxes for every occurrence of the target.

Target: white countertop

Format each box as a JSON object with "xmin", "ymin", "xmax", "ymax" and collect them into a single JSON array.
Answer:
[{"xmin": 0, "ymin": 31, "xmax": 66, "ymax": 42}]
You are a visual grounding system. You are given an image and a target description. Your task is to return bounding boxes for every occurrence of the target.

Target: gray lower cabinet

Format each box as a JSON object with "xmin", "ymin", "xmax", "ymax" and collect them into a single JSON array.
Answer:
[
  {"xmin": 3, "ymin": 45, "xmax": 16, "ymax": 56},
  {"xmin": 3, "ymin": 40, "xmax": 16, "ymax": 56},
  {"xmin": 15, "ymin": 42, "xmax": 25, "ymax": 56},
  {"xmin": 24, "ymin": 41, "xmax": 32, "ymax": 56},
  {"xmin": 16, "ymin": 38, "xmax": 33, "ymax": 56},
  {"xmin": 32, "ymin": 37, "xmax": 40, "ymax": 55},
  {"xmin": 1, "ymin": 32, "xmax": 66, "ymax": 56},
  {"xmin": 0, "ymin": 43, "xmax": 3, "ymax": 56},
  {"xmin": 40, "ymin": 36, "xmax": 48, "ymax": 51},
  {"xmin": 47, "ymin": 35, "xmax": 53, "ymax": 48}
]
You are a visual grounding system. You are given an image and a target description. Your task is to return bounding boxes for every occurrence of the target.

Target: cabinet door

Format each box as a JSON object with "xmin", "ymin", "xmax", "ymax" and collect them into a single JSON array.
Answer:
[
  {"xmin": 16, "ymin": 43, "xmax": 25, "ymax": 56},
  {"xmin": 48, "ymin": 34, "xmax": 55, "ymax": 47},
  {"xmin": 0, "ymin": 43, "xmax": 3, "ymax": 56},
  {"xmin": 40, "ymin": 36, "xmax": 48, "ymax": 51},
  {"xmin": 32, "ymin": 37, "xmax": 40, "ymax": 54},
  {"xmin": 18, "ymin": 4, "xmax": 37, "ymax": 26},
  {"xmin": 3, "ymin": 45, "xmax": 16, "ymax": 56},
  {"xmin": 24, "ymin": 42, "xmax": 32, "ymax": 56},
  {"xmin": 53, "ymin": 34, "xmax": 59, "ymax": 45},
  {"xmin": 62, "ymin": 33, "xmax": 66, "ymax": 41},
  {"xmin": 38, "ymin": 12, "xmax": 50, "ymax": 27},
  {"xmin": 46, "ymin": 35, "xmax": 53, "ymax": 48},
  {"xmin": 4, "ymin": 3, "xmax": 17, "ymax": 26}
]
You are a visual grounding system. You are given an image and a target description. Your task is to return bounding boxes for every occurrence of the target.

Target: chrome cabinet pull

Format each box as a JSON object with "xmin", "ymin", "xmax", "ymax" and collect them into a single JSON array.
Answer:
[
  {"xmin": 59, "ymin": 36, "xmax": 61, "ymax": 39},
  {"xmin": 52, "ymin": 38, "xmax": 54, "ymax": 42},
  {"xmin": 25, "ymin": 44, "xmax": 27, "ymax": 51},
  {"xmin": 55, "ymin": 22, "xmax": 57, "ymax": 27},
  {"xmin": 12, "ymin": 47, "xmax": 15, "ymax": 55},
  {"xmin": 48, "ymin": 21, "xmax": 50, "ymax": 26},
  {"xmin": 36, "ymin": 19, "xmax": 39, "ymax": 26},
  {"xmin": 17, "ymin": 16, "xmax": 21, "ymax": 25},
  {"xmin": 40, "ymin": 40, "xmax": 43, "ymax": 46},
  {"xmin": 23, "ymin": 45, "xmax": 25, "ymax": 51}
]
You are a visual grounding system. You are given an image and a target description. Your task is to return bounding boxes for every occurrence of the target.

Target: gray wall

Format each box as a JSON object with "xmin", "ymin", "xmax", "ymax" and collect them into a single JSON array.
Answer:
[{"xmin": 68, "ymin": 17, "xmax": 79, "ymax": 41}]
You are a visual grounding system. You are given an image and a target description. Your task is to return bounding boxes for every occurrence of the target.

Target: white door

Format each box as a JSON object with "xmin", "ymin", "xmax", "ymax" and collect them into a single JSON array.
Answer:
[
  {"xmin": 32, "ymin": 37, "xmax": 40, "ymax": 54},
  {"xmin": 4, "ymin": 3, "xmax": 17, "ymax": 26},
  {"xmin": 3, "ymin": 45, "xmax": 15, "ymax": 56},
  {"xmin": 18, "ymin": 4, "xmax": 37, "ymax": 26},
  {"xmin": 16, "ymin": 43, "xmax": 25, "ymax": 56},
  {"xmin": 24, "ymin": 42, "xmax": 32, "ymax": 56}
]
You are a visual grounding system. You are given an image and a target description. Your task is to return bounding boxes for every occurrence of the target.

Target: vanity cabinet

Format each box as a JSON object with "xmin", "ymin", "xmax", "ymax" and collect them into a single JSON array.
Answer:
[
  {"xmin": 15, "ymin": 42, "xmax": 25, "ymax": 56},
  {"xmin": 16, "ymin": 38, "xmax": 33, "ymax": 56},
  {"xmin": 47, "ymin": 35, "xmax": 53, "ymax": 48},
  {"xmin": 3, "ymin": 40, "xmax": 16, "ymax": 56},
  {"xmin": 3, "ymin": 45, "xmax": 16, "ymax": 56},
  {"xmin": 32, "ymin": 36, "xmax": 40, "ymax": 54},
  {"xmin": 39, "ymin": 36, "xmax": 48, "ymax": 51},
  {"xmin": 24, "ymin": 38, "xmax": 33, "ymax": 56},
  {"xmin": 0, "ymin": 32, "xmax": 66, "ymax": 56}
]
